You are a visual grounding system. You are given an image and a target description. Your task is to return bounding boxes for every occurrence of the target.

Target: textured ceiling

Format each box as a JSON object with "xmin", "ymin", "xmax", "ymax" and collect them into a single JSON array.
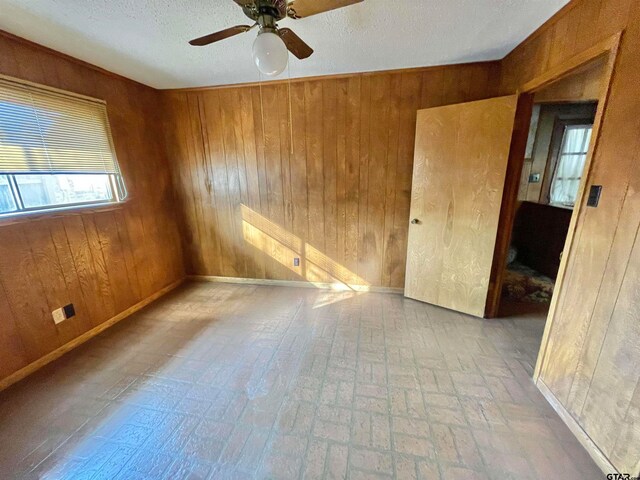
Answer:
[{"xmin": 0, "ymin": 0, "xmax": 569, "ymax": 89}]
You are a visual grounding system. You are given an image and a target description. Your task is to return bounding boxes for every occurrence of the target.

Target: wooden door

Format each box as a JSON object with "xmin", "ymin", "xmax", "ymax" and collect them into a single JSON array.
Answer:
[{"xmin": 404, "ymin": 95, "xmax": 518, "ymax": 317}]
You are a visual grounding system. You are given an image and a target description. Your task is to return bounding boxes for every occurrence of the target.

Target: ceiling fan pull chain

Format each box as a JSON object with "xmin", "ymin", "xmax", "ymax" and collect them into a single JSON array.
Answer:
[
  {"xmin": 288, "ymin": 55, "xmax": 294, "ymax": 155},
  {"xmin": 259, "ymin": 71, "xmax": 267, "ymax": 153}
]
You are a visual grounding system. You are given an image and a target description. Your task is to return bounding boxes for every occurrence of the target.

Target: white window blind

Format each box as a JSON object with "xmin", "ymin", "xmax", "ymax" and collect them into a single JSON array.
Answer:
[
  {"xmin": 0, "ymin": 76, "xmax": 126, "ymax": 216},
  {"xmin": 0, "ymin": 77, "xmax": 121, "ymax": 175}
]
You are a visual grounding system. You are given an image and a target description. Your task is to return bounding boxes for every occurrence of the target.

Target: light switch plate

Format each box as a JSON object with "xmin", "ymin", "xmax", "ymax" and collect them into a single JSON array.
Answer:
[
  {"xmin": 52, "ymin": 308, "xmax": 66, "ymax": 325},
  {"xmin": 587, "ymin": 185, "xmax": 602, "ymax": 207}
]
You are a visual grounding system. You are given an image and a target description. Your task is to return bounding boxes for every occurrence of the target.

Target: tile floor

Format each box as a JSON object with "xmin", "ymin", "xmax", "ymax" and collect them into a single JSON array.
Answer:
[{"xmin": 0, "ymin": 282, "xmax": 602, "ymax": 479}]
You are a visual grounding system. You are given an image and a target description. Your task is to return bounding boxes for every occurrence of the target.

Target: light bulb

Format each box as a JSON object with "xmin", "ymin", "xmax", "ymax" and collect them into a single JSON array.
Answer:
[{"xmin": 252, "ymin": 31, "xmax": 288, "ymax": 76}]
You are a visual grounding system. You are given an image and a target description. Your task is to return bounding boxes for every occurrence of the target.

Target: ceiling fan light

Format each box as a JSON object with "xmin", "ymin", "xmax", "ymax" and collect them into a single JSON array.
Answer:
[{"xmin": 252, "ymin": 31, "xmax": 288, "ymax": 76}]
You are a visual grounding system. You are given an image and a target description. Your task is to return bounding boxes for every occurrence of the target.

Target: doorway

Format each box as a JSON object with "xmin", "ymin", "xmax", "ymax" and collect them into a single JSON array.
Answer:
[
  {"xmin": 499, "ymin": 100, "xmax": 597, "ymax": 316},
  {"xmin": 490, "ymin": 52, "xmax": 611, "ymax": 322},
  {"xmin": 403, "ymin": 35, "xmax": 620, "ymax": 327}
]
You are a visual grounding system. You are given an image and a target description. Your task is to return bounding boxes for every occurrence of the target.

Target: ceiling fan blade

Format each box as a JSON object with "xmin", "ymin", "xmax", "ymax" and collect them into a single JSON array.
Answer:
[
  {"xmin": 287, "ymin": 0, "xmax": 363, "ymax": 19},
  {"xmin": 189, "ymin": 25, "xmax": 252, "ymax": 46},
  {"xmin": 278, "ymin": 28, "xmax": 314, "ymax": 59}
]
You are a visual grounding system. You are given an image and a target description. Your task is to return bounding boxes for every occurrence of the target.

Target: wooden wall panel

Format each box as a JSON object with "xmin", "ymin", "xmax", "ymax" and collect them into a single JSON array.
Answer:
[
  {"xmin": 0, "ymin": 32, "xmax": 184, "ymax": 384},
  {"xmin": 0, "ymin": 280, "xmax": 27, "ymax": 379},
  {"xmin": 500, "ymin": 0, "xmax": 640, "ymax": 474},
  {"xmin": 162, "ymin": 63, "xmax": 501, "ymax": 289},
  {"xmin": 533, "ymin": 56, "xmax": 606, "ymax": 103}
]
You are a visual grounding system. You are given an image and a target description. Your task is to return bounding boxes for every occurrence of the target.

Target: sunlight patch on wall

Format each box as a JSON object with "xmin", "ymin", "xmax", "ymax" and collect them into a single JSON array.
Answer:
[
  {"xmin": 242, "ymin": 221, "xmax": 303, "ymax": 277},
  {"xmin": 240, "ymin": 204, "xmax": 370, "ymax": 300}
]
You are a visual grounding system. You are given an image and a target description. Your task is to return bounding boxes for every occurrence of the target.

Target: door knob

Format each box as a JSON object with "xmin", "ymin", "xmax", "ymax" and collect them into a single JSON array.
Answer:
[{"xmin": 411, "ymin": 218, "xmax": 420, "ymax": 225}]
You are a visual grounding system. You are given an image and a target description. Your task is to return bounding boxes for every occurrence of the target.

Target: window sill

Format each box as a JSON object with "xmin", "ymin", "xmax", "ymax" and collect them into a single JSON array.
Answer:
[
  {"xmin": 0, "ymin": 200, "xmax": 129, "ymax": 227},
  {"xmin": 547, "ymin": 202, "xmax": 575, "ymax": 211}
]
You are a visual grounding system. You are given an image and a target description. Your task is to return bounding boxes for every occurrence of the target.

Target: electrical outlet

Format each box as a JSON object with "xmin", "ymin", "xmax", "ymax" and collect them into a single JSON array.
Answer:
[
  {"xmin": 52, "ymin": 307, "xmax": 66, "ymax": 325},
  {"xmin": 293, "ymin": 257, "xmax": 300, "ymax": 267}
]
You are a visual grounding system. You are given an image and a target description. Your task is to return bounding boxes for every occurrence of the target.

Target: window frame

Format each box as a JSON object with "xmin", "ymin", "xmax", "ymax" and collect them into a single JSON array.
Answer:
[
  {"xmin": 541, "ymin": 117, "xmax": 594, "ymax": 208},
  {"xmin": 0, "ymin": 172, "xmax": 125, "ymax": 217},
  {"xmin": 0, "ymin": 74, "xmax": 127, "ymax": 220}
]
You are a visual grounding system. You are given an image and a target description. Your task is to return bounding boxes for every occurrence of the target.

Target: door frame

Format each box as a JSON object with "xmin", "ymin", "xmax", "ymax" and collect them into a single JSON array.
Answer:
[{"xmin": 482, "ymin": 32, "xmax": 622, "ymax": 381}]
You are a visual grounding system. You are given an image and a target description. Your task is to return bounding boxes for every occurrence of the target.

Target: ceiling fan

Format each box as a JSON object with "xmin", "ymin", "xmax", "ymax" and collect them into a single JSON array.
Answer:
[{"xmin": 189, "ymin": 0, "xmax": 364, "ymax": 76}]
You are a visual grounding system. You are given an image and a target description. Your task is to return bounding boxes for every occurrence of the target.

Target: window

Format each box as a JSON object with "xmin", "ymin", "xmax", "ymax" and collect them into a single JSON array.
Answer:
[
  {"xmin": 0, "ymin": 76, "xmax": 126, "ymax": 217},
  {"xmin": 549, "ymin": 124, "xmax": 592, "ymax": 207}
]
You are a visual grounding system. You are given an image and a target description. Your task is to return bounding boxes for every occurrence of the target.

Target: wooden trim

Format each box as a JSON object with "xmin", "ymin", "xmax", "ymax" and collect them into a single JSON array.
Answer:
[
  {"xmin": 0, "ymin": 201, "xmax": 129, "ymax": 228},
  {"xmin": 537, "ymin": 379, "xmax": 617, "ymax": 475},
  {"xmin": 541, "ymin": 117, "xmax": 566, "ymax": 205},
  {"xmin": 0, "ymin": 278, "xmax": 185, "ymax": 392},
  {"xmin": 189, "ymin": 275, "xmax": 404, "ymax": 294},
  {"xmin": 486, "ymin": 32, "xmax": 622, "ymax": 320},
  {"xmin": 534, "ymin": 31, "xmax": 621, "ymax": 380},
  {"xmin": 163, "ymin": 60, "xmax": 501, "ymax": 93},
  {"xmin": 521, "ymin": 33, "xmax": 622, "ymax": 93},
  {"xmin": 0, "ymin": 30, "xmax": 154, "ymax": 90},
  {"xmin": 485, "ymin": 94, "xmax": 534, "ymax": 318}
]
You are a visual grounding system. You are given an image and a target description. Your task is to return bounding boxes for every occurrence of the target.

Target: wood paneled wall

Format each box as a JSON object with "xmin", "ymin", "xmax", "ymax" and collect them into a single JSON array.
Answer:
[
  {"xmin": 533, "ymin": 56, "xmax": 606, "ymax": 103},
  {"xmin": 162, "ymin": 63, "xmax": 500, "ymax": 289},
  {"xmin": 501, "ymin": 0, "xmax": 640, "ymax": 474},
  {"xmin": 0, "ymin": 32, "xmax": 184, "ymax": 383}
]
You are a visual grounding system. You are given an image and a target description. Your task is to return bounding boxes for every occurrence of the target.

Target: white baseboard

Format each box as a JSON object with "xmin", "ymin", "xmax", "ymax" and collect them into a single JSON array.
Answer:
[
  {"xmin": 536, "ymin": 379, "xmax": 617, "ymax": 475},
  {"xmin": 188, "ymin": 275, "xmax": 404, "ymax": 294},
  {"xmin": 0, "ymin": 278, "xmax": 185, "ymax": 392}
]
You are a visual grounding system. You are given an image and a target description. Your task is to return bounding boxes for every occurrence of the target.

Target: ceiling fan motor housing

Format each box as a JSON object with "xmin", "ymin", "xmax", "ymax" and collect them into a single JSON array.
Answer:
[{"xmin": 243, "ymin": 0, "xmax": 288, "ymax": 22}]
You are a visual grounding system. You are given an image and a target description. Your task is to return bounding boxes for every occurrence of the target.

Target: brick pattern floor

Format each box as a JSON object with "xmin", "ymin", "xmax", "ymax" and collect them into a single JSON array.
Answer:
[{"xmin": 0, "ymin": 283, "xmax": 602, "ymax": 479}]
